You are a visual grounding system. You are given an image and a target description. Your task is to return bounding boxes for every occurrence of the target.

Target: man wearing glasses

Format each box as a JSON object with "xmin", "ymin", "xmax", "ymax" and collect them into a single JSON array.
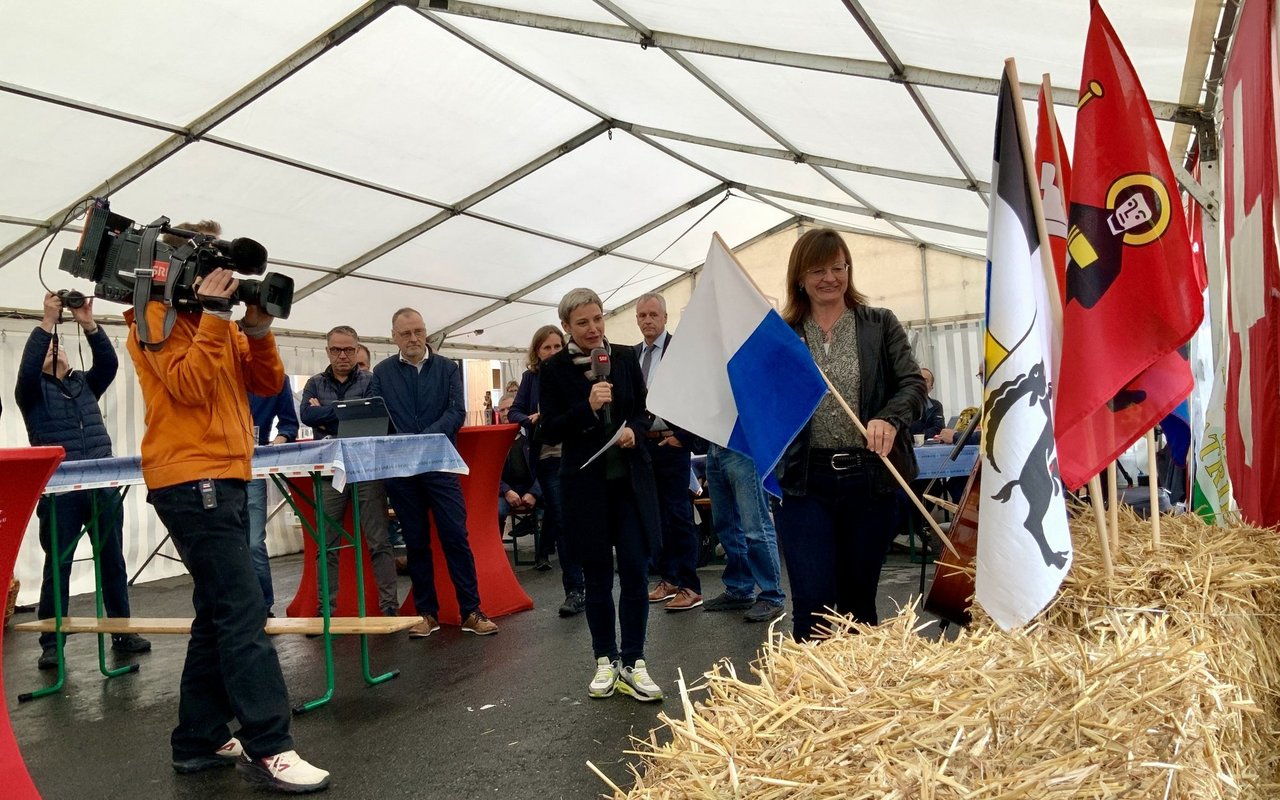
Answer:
[{"xmin": 299, "ymin": 325, "xmax": 398, "ymax": 617}]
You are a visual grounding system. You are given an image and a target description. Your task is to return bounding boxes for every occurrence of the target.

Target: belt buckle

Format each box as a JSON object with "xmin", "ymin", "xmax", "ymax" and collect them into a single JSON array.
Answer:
[{"xmin": 830, "ymin": 453, "xmax": 856, "ymax": 471}]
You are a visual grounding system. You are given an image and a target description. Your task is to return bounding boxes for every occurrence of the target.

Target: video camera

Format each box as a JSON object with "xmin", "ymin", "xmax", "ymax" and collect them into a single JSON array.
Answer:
[{"xmin": 57, "ymin": 198, "xmax": 294, "ymax": 345}]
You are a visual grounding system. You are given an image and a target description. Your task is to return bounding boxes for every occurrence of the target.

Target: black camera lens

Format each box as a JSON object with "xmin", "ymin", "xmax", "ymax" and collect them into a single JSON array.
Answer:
[{"xmin": 56, "ymin": 289, "xmax": 86, "ymax": 309}]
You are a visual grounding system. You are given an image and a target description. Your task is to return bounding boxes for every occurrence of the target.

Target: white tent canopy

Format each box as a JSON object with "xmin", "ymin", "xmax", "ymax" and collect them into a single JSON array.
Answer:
[{"xmin": 0, "ymin": 0, "xmax": 1221, "ymax": 353}]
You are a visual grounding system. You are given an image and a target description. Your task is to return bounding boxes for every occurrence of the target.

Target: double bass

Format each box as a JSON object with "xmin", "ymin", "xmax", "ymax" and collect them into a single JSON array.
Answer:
[{"xmin": 923, "ymin": 412, "xmax": 982, "ymax": 627}]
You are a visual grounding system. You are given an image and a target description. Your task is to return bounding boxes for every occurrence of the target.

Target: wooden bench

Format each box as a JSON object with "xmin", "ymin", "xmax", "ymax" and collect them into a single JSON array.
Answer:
[{"xmin": 14, "ymin": 616, "xmax": 424, "ymax": 636}]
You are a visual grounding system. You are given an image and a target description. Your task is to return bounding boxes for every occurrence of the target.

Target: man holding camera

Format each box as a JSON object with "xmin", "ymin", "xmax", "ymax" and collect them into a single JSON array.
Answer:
[
  {"xmin": 126, "ymin": 239, "xmax": 329, "ymax": 792},
  {"xmin": 16, "ymin": 291, "xmax": 151, "ymax": 670}
]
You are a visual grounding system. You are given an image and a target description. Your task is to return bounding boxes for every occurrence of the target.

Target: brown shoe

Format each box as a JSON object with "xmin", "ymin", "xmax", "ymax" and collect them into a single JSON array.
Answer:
[
  {"xmin": 647, "ymin": 580, "xmax": 679, "ymax": 603},
  {"xmin": 664, "ymin": 588, "xmax": 703, "ymax": 612},
  {"xmin": 461, "ymin": 611, "xmax": 498, "ymax": 636},
  {"xmin": 408, "ymin": 615, "xmax": 440, "ymax": 638}
]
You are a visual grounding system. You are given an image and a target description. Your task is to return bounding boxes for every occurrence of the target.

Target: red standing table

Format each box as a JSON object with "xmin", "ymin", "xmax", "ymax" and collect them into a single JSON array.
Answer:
[
  {"xmin": 0, "ymin": 446, "xmax": 65, "ymax": 800},
  {"xmin": 286, "ymin": 426, "xmax": 533, "ymax": 625}
]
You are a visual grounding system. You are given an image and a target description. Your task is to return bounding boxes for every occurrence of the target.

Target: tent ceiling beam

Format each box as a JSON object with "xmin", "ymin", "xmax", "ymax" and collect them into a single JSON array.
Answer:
[
  {"xmin": 619, "ymin": 122, "xmax": 991, "ymax": 194},
  {"xmin": 804, "ymin": 218, "xmax": 982, "ymax": 260},
  {"xmin": 419, "ymin": 0, "xmax": 1194, "ymax": 123},
  {"xmin": 0, "ymin": 0, "xmax": 399, "ymax": 273},
  {"xmin": 292, "ymin": 120, "xmax": 613, "ymax": 300},
  {"xmin": 590, "ymin": 2, "xmax": 928, "ymax": 248},
  {"xmin": 742, "ymin": 186, "xmax": 984, "ymax": 238},
  {"xmin": 432, "ymin": 183, "xmax": 730, "ymax": 340},
  {"xmin": 840, "ymin": 0, "xmax": 985, "ymax": 202},
  {"xmin": 0, "ymin": 80, "xmax": 186, "ymax": 136}
]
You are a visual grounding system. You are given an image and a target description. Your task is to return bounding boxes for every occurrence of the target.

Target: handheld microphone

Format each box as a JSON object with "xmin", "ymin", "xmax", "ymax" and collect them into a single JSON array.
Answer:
[{"xmin": 589, "ymin": 347, "xmax": 612, "ymax": 425}]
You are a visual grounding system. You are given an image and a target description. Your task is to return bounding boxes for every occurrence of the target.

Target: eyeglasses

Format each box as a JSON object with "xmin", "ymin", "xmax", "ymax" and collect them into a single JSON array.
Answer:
[
  {"xmin": 805, "ymin": 264, "xmax": 849, "ymax": 278},
  {"xmin": 327, "ymin": 346, "xmax": 357, "ymax": 356}
]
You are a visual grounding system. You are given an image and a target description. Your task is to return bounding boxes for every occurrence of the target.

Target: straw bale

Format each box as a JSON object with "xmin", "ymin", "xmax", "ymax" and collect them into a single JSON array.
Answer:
[{"xmin": 607, "ymin": 509, "xmax": 1280, "ymax": 798}]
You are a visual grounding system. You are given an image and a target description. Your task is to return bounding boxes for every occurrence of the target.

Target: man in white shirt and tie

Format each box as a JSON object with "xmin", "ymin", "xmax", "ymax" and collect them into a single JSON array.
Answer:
[{"xmin": 634, "ymin": 293, "xmax": 703, "ymax": 611}]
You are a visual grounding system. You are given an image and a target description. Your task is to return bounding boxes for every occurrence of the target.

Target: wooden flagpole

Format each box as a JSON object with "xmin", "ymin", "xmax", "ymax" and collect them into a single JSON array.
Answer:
[
  {"xmin": 1147, "ymin": 429, "xmax": 1162, "ymax": 548},
  {"xmin": 1088, "ymin": 475, "xmax": 1114, "ymax": 577},
  {"xmin": 1106, "ymin": 462, "xmax": 1120, "ymax": 548}
]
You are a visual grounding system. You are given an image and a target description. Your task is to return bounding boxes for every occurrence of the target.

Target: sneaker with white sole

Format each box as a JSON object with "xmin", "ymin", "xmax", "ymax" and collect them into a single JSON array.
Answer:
[
  {"xmin": 172, "ymin": 737, "xmax": 244, "ymax": 774},
  {"xmin": 587, "ymin": 657, "xmax": 619, "ymax": 698},
  {"xmin": 237, "ymin": 750, "xmax": 331, "ymax": 793},
  {"xmin": 616, "ymin": 659, "xmax": 663, "ymax": 702}
]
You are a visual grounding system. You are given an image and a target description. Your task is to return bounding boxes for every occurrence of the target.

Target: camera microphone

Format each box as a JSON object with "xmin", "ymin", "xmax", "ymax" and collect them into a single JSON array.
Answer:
[
  {"xmin": 165, "ymin": 226, "xmax": 268, "ymax": 273},
  {"xmin": 589, "ymin": 347, "xmax": 612, "ymax": 426}
]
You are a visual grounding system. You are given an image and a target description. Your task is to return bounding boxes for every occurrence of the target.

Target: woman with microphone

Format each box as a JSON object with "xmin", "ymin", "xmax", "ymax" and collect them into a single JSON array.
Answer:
[{"xmin": 539, "ymin": 289, "xmax": 664, "ymax": 702}]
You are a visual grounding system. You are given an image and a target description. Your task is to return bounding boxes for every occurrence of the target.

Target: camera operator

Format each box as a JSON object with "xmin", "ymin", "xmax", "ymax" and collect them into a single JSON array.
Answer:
[
  {"xmin": 125, "ymin": 221, "xmax": 329, "ymax": 793},
  {"xmin": 15, "ymin": 291, "xmax": 151, "ymax": 670}
]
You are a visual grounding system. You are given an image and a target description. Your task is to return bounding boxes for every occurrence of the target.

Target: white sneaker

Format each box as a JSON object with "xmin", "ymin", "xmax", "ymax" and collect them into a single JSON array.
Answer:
[
  {"xmin": 217, "ymin": 737, "xmax": 244, "ymax": 760},
  {"xmin": 238, "ymin": 749, "xmax": 331, "ymax": 793},
  {"xmin": 588, "ymin": 657, "xmax": 619, "ymax": 698},
  {"xmin": 616, "ymin": 659, "xmax": 663, "ymax": 702}
]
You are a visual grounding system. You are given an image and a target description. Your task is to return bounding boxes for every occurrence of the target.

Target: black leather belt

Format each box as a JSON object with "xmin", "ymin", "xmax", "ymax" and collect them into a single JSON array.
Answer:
[{"xmin": 810, "ymin": 449, "xmax": 868, "ymax": 471}]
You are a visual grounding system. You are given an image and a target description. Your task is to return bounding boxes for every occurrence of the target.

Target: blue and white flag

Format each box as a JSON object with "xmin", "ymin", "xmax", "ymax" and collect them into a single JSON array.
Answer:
[
  {"xmin": 977, "ymin": 62, "xmax": 1072, "ymax": 630},
  {"xmin": 647, "ymin": 234, "xmax": 826, "ymax": 492}
]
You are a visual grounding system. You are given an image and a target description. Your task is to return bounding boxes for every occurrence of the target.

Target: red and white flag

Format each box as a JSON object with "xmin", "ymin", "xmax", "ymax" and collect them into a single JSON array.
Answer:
[{"xmin": 1221, "ymin": 0, "xmax": 1280, "ymax": 527}]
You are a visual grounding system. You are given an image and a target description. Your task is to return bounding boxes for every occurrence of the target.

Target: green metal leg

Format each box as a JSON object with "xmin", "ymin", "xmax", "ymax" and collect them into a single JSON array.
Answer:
[
  {"xmin": 351, "ymin": 489, "xmax": 398, "ymax": 687},
  {"xmin": 90, "ymin": 490, "xmax": 140, "ymax": 679},
  {"xmin": 20, "ymin": 497, "xmax": 65, "ymax": 702}
]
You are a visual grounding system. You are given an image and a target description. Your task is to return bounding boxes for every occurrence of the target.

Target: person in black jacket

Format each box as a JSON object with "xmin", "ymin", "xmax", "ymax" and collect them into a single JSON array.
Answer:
[
  {"xmin": 909, "ymin": 368, "xmax": 945, "ymax": 441},
  {"xmin": 15, "ymin": 292, "xmax": 151, "ymax": 669},
  {"xmin": 540, "ymin": 289, "xmax": 664, "ymax": 702},
  {"xmin": 370, "ymin": 308, "xmax": 497, "ymax": 637},
  {"xmin": 774, "ymin": 229, "xmax": 926, "ymax": 641}
]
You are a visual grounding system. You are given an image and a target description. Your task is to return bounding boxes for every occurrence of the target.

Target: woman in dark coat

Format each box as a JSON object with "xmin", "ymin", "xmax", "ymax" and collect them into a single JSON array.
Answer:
[
  {"xmin": 539, "ymin": 288, "xmax": 663, "ymax": 702},
  {"xmin": 509, "ymin": 324, "xmax": 585, "ymax": 615},
  {"xmin": 774, "ymin": 228, "xmax": 927, "ymax": 641}
]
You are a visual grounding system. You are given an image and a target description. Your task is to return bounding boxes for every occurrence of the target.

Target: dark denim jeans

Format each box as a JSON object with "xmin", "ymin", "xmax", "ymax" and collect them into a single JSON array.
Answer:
[
  {"xmin": 706, "ymin": 445, "xmax": 784, "ymax": 605},
  {"xmin": 774, "ymin": 454, "xmax": 900, "ymax": 640},
  {"xmin": 36, "ymin": 488, "xmax": 132, "ymax": 649},
  {"xmin": 385, "ymin": 471, "xmax": 481, "ymax": 619},
  {"xmin": 576, "ymin": 477, "xmax": 650, "ymax": 667},
  {"xmin": 536, "ymin": 457, "xmax": 583, "ymax": 594},
  {"xmin": 149, "ymin": 479, "xmax": 293, "ymax": 761},
  {"xmin": 645, "ymin": 440, "xmax": 700, "ymax": 592}
]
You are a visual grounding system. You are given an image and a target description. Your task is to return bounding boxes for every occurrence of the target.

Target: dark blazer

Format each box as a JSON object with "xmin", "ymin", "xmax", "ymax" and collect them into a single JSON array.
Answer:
[
  {"xmin": 300, "ymin": 366, "xmax": 375, "ymax": 439},
  {"xmin": 910, "ymin": 396, "xmax": 946, "ymax": 440},
  {"xmin": 15, "ymin": 326, "xmax": 116, "ymax": 461},
  {"xmin": 633, "ymin": 331, "xmax": 707, "ymax": 455},
  {"xmin": 369, "ymin": 350, "xmax": 465, "ymax": 443},
  {"xmin": 776, "ymin": 305, "xmax": 927, "ymax": 496},
  {"xmin": 539, "ymin": 342, "xmax": 660, "ymax": 546}
]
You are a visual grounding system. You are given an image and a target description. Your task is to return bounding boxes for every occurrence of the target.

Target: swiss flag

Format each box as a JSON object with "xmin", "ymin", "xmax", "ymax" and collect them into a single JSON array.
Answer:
[
  {"xmin": 1221, "ymin": 0, "xmax": 1280, "ymax": 526},
  {"xmin": 1054, "ymin": 0, "xmax": 1202, "ymax": 490}
]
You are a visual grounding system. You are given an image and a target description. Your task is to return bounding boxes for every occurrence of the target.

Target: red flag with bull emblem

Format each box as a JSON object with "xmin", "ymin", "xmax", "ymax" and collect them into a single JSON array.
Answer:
[{"xmin": 1054, "ymin": 0, "xmax": 1202, "ymax": 490}]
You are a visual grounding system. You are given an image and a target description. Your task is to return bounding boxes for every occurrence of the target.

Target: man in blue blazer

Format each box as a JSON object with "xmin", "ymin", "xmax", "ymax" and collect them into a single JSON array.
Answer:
[{"xmin": 371, "ymin": 308, "xmax": 497, "ymax": 638}]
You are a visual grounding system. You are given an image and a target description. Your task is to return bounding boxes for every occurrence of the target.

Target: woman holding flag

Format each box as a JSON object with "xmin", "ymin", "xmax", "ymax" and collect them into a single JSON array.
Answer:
[
  {"xmin": 538, "ymin": 288, "xmax": 665, "ymax": 702},
  {"xmin": 774, "ymin": 228, "xmax": 927, "ymax": 641}
]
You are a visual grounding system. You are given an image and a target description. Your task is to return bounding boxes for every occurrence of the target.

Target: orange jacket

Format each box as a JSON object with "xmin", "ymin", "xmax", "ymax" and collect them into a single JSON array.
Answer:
[{"xmin": 125, "ymin": 303, "xmax": 285, "ymax": 489}]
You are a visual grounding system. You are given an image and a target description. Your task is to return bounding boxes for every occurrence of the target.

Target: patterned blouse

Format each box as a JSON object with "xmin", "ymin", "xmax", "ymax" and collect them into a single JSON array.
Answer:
[{"xmin": 803, "ymin": 310, "xmax": 864, "ymax": 450}]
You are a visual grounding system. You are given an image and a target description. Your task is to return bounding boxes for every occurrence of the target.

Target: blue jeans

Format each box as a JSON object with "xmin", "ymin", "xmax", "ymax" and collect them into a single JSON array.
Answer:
[
  {"xmin": 148, "ymin": 479, "xmax": 293, "ymax": 761},
  {"xmin": 245, "ymin": 479, "xmax": 274, "ymax": 612},
  {"xmin": 774, "ymin": 453, "xmax": 900, "ymax": 640},
  {"xmin": 36, "ymin": 488, "xmax": 132, "ymax": 649},
  {"xmin": 706, "ymin": 445, "xmax": 784, "ymax": 605}
]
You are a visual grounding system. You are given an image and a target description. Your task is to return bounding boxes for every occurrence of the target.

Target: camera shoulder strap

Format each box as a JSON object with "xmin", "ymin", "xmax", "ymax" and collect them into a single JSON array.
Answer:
[{"xmin": 133, "ymin": 222, "xmax": 178, "ymax": 351}]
